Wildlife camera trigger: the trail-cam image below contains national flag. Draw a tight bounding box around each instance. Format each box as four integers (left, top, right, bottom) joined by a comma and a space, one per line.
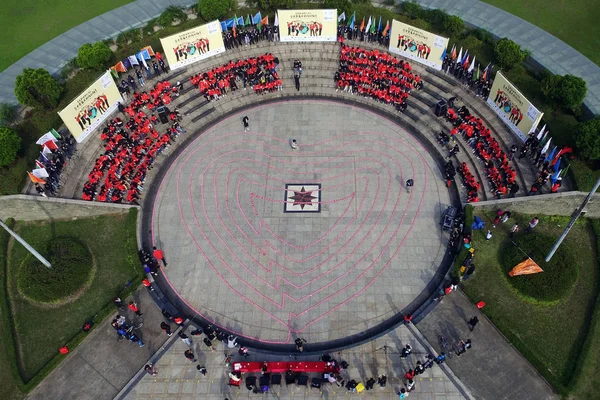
349, 12, 356, 30
550, 169, 562, 185
122, 58, 132, 69
461, 49, 469, 66
141, 46, 155, 56
27, 171, 46, 185
378, 16, 382, 33
113, 61, 127, 73
539, 130, 549, 146
365, 16, 371, 32
468, 56, 476, 72
508, 258, 543, 277
136, 51, 149, 69
51, 128, 61, 140
338, 12, 346, 22
129, 55, 140, 66
36, 132, 57, 145
456, 47, 463, 64
553, 158, 561, 172
237, 16, 245, 26
35, 160, 45, 169
370, 17, 377, 34
252, 12, 262, 25
225, 18, 234, 28
382, 20, 390, 36
545, 146, 557, 162
274, 12, 279, 27
481, 62, 490, 81
245, 15, 251, 26
32, 167, 49, 179
258, 15, 268, 30
110, 67, 118, 79
552, 146, 573, 165
541, 138, 552, 154
440, 47, 447, 60
360, 17, 365, 31
42, 145, 52, 155
220, 21, 227, 31
43, 140, 58, 151
39, 152, 49, 163
450, 44, 456, 60
462, 55, 469, 69
536, 124, 546, 140
474, 64, 480, 80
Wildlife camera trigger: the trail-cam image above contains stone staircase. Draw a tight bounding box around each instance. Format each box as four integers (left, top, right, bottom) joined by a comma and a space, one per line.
54, 39, 538, 205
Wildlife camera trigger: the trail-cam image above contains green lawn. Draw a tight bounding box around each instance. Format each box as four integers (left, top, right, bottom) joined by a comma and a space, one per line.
480, 0, 600, 66
4, 211, 140, 383
0, 0, 133, 72
459, 210, 600, 396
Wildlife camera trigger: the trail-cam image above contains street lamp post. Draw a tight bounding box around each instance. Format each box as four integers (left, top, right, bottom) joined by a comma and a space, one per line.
0, 219, 52, 269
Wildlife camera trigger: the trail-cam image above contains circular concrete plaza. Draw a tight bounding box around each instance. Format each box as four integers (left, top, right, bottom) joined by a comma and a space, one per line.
151, 100, 451, 344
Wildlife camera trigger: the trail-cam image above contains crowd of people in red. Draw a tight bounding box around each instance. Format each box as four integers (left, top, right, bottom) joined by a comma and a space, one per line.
334, 45, 423, 112
82, 80, 185, 203
447, 106, 518, 202
190, 54, 282, 100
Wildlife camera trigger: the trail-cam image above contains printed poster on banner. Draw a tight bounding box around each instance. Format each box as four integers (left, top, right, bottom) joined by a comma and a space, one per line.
58, 71, 123, 143
278, 9, 337, 42
388, 20, 448, 70
160, 21, 225, 71
486, 71, 543, 141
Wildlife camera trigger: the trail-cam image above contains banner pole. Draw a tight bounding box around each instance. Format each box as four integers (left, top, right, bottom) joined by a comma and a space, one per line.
0, 219, 51, 269
545, 177, 600, 262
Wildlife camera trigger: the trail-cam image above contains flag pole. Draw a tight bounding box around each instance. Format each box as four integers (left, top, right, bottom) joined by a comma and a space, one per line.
0, 219, 51, 269
545, 177, 600, 262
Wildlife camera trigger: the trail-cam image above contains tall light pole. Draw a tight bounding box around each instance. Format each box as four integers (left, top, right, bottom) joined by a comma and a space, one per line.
545, 177, 600, 262
0, 219, 51, 269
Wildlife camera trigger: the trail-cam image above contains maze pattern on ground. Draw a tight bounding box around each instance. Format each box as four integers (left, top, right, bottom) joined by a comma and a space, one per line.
152, 101, 451, 343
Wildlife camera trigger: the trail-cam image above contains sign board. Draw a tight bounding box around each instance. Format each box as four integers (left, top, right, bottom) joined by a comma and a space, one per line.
278, 9, 337, 42
160, 21, 226, 71
388, 19, 449, 70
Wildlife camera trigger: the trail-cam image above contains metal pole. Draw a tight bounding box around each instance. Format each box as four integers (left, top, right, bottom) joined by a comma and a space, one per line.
0, 219, 52, 269
545, 177, 600, 262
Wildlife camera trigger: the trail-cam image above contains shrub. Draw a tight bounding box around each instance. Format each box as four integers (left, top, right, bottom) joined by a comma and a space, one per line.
575, 118, 600, 161
14, 68, 63, 110
0, 127, 21, 166
197, 0, 236, 21
494, 38, 528, 70
499, 233, 577, 303
156, 6, 188, 27
324, 0, 352, 12
399, 1, 423, 19
76, 42, 113, 70
542, 74, 587, 113
0, 103, 18, 126
442, 15, 464, 36
18, 237, 93, 303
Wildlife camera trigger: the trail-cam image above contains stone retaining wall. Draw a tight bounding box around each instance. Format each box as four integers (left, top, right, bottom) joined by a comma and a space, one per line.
0, 195, 137, 221
470, 191, 600, 217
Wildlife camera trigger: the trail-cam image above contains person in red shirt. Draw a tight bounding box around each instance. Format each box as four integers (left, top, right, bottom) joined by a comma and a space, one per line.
153, 246, 167, 267
128, 301, 143, 316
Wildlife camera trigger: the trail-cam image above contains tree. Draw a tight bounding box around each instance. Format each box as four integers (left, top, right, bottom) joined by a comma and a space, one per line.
0, 127, 21, 167
575, 118, 600, 160
0, 103, 18, 126
14, 68, 63, 110
542, 74, 587, 113
399, 1, 424, 19
197, 0, 236, 21
324, 0, 351, 12
494, 38, 528, 69
442, 15, 464, 37
77, 42, 113, 70
246, 0, 296, 10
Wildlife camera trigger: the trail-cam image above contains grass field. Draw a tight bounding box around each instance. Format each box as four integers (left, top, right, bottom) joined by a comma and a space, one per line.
480, 0, 600, 66
1, 211, 139, 389
460, 210, 600, 396
0, 0, 133, 72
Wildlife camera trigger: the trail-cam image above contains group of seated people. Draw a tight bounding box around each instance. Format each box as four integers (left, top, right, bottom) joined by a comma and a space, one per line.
82, 80, 185, 203
447, 105, 517, 201
457, 162, 481, 202
335, 45, 422, 112
189, 54, 282, 100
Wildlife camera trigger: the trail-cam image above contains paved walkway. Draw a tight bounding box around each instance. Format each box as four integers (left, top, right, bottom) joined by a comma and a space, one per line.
121, 324, 470, 399
384, 0, 600, 115
415, 290, 558, 400
26, 288, 172, 400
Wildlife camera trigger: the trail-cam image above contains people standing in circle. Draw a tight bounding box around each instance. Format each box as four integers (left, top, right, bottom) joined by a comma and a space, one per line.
242, 116, 249, 132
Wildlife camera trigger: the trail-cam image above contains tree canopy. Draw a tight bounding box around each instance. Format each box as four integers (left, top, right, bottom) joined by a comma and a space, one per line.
197, 0, 237, 21
575, 118, 600, 161
542, 74, 587, 113
77, 42, 113, 70
0, 127, 21, 167
494, 38, 528, 69
14, 68, 63, 110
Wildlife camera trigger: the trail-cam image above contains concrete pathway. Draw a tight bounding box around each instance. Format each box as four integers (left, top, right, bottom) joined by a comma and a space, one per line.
26, 288, 171, 400
415, 290, 558, 400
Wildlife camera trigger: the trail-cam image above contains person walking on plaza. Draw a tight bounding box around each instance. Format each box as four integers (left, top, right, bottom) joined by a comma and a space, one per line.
153, 246, 167, 267
128, 301, 142, 316
184, 349, 197, 362
467, 316, 479, 331
526, 217, 539, 233
510, 223, 519, 238
406, 379, 415, 392
179, 331, 192, 346
113, 297, 124, 310
242, 116, 249, 132
160, 322, 173, 336
400, 344, 412, 358
144, 364, 157, 376
406, 178, 414, 193
294, 70, 301, 91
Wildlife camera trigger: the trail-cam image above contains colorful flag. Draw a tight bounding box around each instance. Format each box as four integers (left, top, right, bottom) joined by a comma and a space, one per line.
474, 64, 480, 80
481, 62, 490, 81
220, 21, 227, 31
252, 12, 262, 25
32, 167, 49, 179
27, 171, 46, 184
468, 56, 476, 72
35, 160, 45, 169
360, 17, 365, 31
43, 140, 58, 151
552, 146, 573, 165
39, 152, 49, 163
36, 132, 57, 145
258, 15, 268, 30
456, 47, 463, 64
338, 12, 346, 22
536, 124, 546, 140
382, 20, 390, 36
450, 44, 456, 60
378, 16, 382, 32
113, 61, 127, 73
245, 14, 251, 26
128, 55, 139, 66
232, 15, 237, 37
237, 15, 245, 26
508, 258, 543, 277
225, 18, 234, 28
440, 47, 447, 60
365, 16, 371, 33
110, 67, 118, 79
141, 46, 155, 56
553, 158, 561, 172
370, 17, 377, 34
541, 138, 552, 154
274, 12, 279, 27
461, 49, 469, 66
545, 146, 557, 162
349, 12, 356, 29
42, 144, 52, 155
